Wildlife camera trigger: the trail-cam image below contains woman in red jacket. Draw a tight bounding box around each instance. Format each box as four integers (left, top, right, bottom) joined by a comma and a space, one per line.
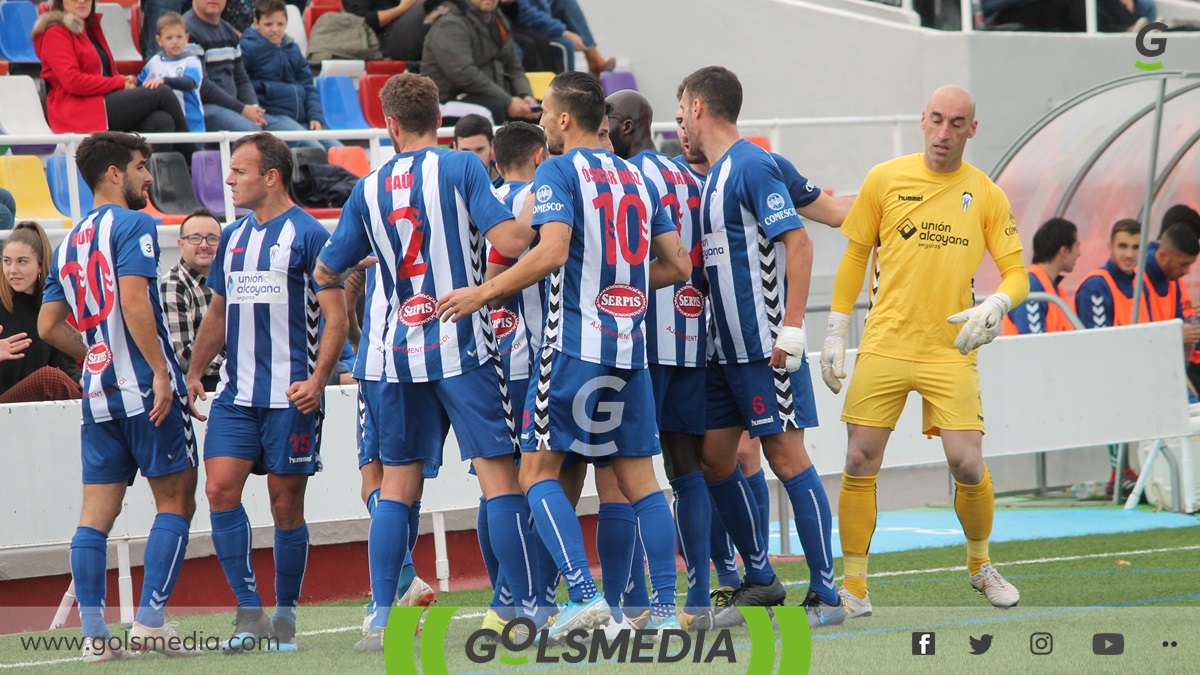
32, 0, 189, 135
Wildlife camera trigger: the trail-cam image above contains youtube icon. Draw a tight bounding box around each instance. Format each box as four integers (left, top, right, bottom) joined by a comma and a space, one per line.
1093, 633, 1124, 655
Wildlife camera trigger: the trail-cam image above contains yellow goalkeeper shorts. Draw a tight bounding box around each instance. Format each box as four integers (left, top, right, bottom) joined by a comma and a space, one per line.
840, 352, 984, 435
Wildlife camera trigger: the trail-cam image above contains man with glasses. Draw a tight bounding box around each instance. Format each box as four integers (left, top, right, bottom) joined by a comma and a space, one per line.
161, 208, 224, 391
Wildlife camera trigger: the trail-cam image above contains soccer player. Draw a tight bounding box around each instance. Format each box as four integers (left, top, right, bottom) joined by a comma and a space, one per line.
1001, 218, 1080, 335
436, 71, 691, 640
821, 85, 1028, 617
678, 66, 842, 629
184, 132, 349, 652
315, 73, 538, 652
37, 132, 198, 661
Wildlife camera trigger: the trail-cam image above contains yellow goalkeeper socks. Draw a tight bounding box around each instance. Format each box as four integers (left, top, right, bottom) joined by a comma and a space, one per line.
954, 465, 995, 575
839, 472, 878, 599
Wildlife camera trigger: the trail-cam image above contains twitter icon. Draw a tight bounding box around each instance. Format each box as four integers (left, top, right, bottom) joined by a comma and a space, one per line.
969, 635, 993, 655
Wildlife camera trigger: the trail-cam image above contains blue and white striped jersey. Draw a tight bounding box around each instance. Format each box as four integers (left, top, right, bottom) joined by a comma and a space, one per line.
43, 206, 185, 424
700, 140, 807, 364
635, 150, 706, 368
207, 206, 330, 408
489, 181, 543, 382
532, 148, 675, 369
320, 148, 514, 383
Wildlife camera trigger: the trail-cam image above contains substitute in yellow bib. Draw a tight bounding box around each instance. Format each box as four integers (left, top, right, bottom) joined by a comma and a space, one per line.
820, 86, 1029, 618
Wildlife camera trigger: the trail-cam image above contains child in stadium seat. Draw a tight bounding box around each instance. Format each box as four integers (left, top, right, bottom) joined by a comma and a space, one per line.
138, 12, 207, 132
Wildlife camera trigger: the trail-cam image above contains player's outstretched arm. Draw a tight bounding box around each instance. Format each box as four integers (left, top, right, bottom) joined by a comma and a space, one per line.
485, 214, 537, 261
437, 221, 572, 323
286, 287, 348, 415
796, 193, 857, 229
118, 276, 174, 426
772, 228, 814, 372
185, 294, 227, 421
647, 230, 691, 290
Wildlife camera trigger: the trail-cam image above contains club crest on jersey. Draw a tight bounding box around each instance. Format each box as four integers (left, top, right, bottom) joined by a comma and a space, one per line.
491, 307, 520, 340
269, 244, 280, 261
596, 284, 647, 319
673, 284, 705, 319
536, 185, 553, 203
398, 292, 438, 327
767, 193, 785, 211
84, 342, 113, 376
962, 191, 973, 212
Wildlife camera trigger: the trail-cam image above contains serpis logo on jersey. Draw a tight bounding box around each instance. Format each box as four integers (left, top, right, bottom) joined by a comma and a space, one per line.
84, 342, 113, 376
962, 191, 973, 213
596, 284, 647, 319
766, 193, 785, 211
673, 284, 705, 319
491, 308, 520, 340
398, 293, 438, 327
536, 185, 553, 203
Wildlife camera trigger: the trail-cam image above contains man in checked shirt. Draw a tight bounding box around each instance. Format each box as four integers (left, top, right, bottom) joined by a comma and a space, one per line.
160, 209, 224, 391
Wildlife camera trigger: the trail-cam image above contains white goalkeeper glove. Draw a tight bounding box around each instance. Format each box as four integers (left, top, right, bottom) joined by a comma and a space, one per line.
774, 325, 807, 373
947, 293, 1012, 355
821, 312, 849, 394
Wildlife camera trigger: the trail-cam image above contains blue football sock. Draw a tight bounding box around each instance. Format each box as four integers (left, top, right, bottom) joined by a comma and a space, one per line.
70, 527, 109, 639
596, 502, 635, 622
494, 574, 516, 620
210, 505, 261, 608
135, 513, 189, 628
273, 523, 309, 627
477, 497, 500, 587
526, 479, 595, 603
624, 527, 650, 612
784, 467, 837, 605
669, 471, 711, 611
365, 488, 380, 516
487, 494, 539, 619
633, 492, 678, 617
529, 521, 560, 612
397, 500, 421, 597
746, 469, 771, 540
368, 499, 410, 630
708, 497, 742, 588
708, 466, 774, 585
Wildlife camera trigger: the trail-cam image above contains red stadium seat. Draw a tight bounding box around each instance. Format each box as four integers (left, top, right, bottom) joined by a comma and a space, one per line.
744, 135, 771, 151
304, 5, 338, 36
365, 61, 407, 75
310, 0, 344, 7
358, 74, 389, 129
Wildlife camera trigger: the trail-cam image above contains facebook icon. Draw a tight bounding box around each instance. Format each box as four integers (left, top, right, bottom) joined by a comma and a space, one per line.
912, 632, 936, 655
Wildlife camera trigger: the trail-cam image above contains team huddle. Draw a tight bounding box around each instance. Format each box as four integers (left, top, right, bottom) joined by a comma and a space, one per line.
40, 66, 1028, 660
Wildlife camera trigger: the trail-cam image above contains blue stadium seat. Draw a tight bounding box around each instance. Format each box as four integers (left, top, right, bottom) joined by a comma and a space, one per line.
317, 76, 369, 130
0, 2, 41, 63
46, 155, 94, 217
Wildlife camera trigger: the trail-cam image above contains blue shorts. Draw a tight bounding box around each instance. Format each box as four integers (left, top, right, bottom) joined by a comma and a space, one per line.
521, 350, 659, 459
707, 357, 819, 437
649, 364, 707, 436
356, 384, 441, 478
81, 398, 197, 484
204, 399, 323, 476
359, 364, 516, 472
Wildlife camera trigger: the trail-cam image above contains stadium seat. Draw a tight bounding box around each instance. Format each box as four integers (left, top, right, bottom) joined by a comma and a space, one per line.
320, 59, 366, 79
130, 2, 142, 52
291, 147, 329, 185
365, 61, 407, 75
743, 135, 771, 151
310, 0, 344, 7
525, 71, 554, 101
96, 4, 142, 61
600, 71, 637, 96
146, 152, 203, 216
358, 74, 388, 128
46, 155, 95, 217
190, 150, 227, 215
0, 156, 70, 227
304, 5, 338, 36
109, 0, 138, 7
0, 75, 57, 154
0, 2, 41, 63
319, 76, 370, 129
329, 146, 369, 177
286, 4, 306, 57
139, 200, 176, 225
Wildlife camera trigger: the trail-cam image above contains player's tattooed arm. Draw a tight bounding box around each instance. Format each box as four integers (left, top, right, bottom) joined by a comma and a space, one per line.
314, 259, 355, 287
37, 301, 87, 360
344, 268, 366, 347
647, 231, 691, 290
439, 221, 570, 322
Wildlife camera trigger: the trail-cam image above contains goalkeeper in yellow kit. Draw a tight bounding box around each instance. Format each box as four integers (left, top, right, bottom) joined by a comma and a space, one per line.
820, 86, 1028, 617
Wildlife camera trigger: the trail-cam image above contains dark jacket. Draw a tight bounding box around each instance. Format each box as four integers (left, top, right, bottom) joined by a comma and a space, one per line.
240, 27, 325, 126
421, 0, 532, 104
184, 9, 258, 111
0, 292, 80, 395
31, 11, 123, 133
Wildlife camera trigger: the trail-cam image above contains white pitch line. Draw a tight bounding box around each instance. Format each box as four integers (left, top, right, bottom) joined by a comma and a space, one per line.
0, 656, 82, 669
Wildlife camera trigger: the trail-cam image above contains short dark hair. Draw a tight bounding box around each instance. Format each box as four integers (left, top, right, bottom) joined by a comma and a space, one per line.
493, 122, 546, 173
380, 73, 440, 136
254, 0, 288, 20
231, 132, 294, 191
1111, 218, 1142, 241
76, 131, 153, 192
1161, 222, 1200, 257
680, 66, 742, 123
454, 115, 494, 143
1031, 217, 1077, 264
1161, 203, 1200, 239
547, 71, 605, 134
180, 208, 220, 236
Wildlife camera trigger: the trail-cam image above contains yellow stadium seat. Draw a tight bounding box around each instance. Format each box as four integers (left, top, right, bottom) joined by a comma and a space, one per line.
0, 156, 71, 227
526, 72, 556, 101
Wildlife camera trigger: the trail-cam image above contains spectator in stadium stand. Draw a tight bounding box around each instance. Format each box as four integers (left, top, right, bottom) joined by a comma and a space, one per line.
422, 0, 541, 124
160, 209, 225, 393
343, 0, 429, 62
499, 0, 614, 74
0, 189, 16, 231
0, 222, 83, 403
33, 0, 191, 136
141, 0, 183, 58
1001, 218, 1081, 335
452, 114, 504, 187
982, 0, 1139, 32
